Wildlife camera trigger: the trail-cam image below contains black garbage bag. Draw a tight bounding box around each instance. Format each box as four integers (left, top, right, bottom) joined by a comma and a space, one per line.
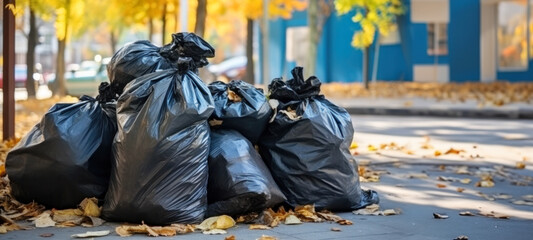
107, 32, 215, 95
208, 80, 272, 143
207, 129, 285, 217
102, 64, 214, 224
259, 67, 379, 211
6, 83, 118, 209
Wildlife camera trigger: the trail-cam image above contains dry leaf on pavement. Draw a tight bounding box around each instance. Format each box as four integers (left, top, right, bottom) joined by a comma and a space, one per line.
203, 229, 227, 235
352, 204, 399, 216
433, 213, 449, 219
235, 212, 259, 223
331, 227, 341, 232
454, 235, 469, 240
170, 224, 195, 234
284, 215, 302, 225
478, 211, 509, 219
408, 173, 429, 179
316, 211, 343, 222
34, 212, 56, 228
79, 198, 100, 217
71, 230, 110, 238
256, 235, 278, 240
197, 215, 235, 231
249, 224, 272, 230
225, 235, 236, 240
459, 211, 475, 216
516, 162, 526, 169
336, 219, 353, 225
294, 205, 322, 222
445, 148, 465, 155
475, 175, 495, 188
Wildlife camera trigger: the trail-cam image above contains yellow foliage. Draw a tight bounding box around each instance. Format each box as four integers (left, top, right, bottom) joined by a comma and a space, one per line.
334, 0, 405, 49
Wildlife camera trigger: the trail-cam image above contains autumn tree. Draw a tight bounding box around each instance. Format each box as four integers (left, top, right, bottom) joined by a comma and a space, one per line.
307, 0, 333, 76
11, 0, 53, 98
208, 0, 307, 84
334, 0, 404, 89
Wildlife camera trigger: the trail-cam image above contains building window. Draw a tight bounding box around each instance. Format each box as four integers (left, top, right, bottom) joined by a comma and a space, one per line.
427, 23, 448, 55
497, 1, 528, 70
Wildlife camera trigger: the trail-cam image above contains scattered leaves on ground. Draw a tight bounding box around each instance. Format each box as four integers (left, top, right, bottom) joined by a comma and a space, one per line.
477, 211, 509, 219
116, 223, 195, 237
321, 82, 533, 107
353, 204, 400, 216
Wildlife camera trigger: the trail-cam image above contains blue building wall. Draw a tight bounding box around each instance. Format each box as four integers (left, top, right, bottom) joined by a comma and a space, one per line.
261, 0, 531, 83
449, 0, 480, 82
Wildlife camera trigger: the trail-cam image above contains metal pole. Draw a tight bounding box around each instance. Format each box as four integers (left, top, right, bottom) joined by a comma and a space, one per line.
180, 0, 189, 32
262, 0, 269, 84
3, 0, 16, 140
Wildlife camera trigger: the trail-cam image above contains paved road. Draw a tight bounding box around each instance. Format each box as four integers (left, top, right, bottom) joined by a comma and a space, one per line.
3, 115, 533, 239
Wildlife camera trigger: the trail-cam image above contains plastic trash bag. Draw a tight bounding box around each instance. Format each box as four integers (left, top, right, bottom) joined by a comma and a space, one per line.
207, 129, 285, 217
208, 80, 272, 143
259, 67, 379, 211
107, 32, 215, 95
6, 83, 117, 209
102, 54, 214, 224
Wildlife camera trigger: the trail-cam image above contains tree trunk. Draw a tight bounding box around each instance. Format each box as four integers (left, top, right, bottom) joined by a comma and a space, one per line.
306, 0, 318, 76
244, 18, 255, 84
194, 0, 207, 38
56, 38, 67, 96
162, 2, 167, 44
25, 9, 37, 98
362, 47, 369, 89
110, 29, 117, 54
148, 17, 153, 42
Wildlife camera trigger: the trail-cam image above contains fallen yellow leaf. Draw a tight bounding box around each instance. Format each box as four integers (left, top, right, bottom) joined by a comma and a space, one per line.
249, 224, 272, 230
445, 148, 465, 155
460, 178, 472, 184
257, 235, 278, 240
516, 162, 526, 169
434, 150, 442, 157
350, 142, 358, 149
79, 198, 100, 217
367, 145, 378, 152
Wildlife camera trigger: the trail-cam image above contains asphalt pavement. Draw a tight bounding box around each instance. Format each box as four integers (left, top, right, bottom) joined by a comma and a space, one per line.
3, 115, 532, 239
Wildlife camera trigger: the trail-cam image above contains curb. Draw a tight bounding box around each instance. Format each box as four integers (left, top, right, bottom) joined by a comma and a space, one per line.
344, 107, 533, 119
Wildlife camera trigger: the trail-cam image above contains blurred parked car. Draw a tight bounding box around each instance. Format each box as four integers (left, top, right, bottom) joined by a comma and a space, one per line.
207, 55, 247, 81
48, 57, 110, 97
0, 64, 44, 89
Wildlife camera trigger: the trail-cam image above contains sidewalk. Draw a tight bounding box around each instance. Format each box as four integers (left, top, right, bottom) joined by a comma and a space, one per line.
3, 115, 532, 240
330, 97, 533, 119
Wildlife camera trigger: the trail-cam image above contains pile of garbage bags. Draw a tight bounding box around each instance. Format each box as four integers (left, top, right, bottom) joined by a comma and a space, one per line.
6, 32, 378, 225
